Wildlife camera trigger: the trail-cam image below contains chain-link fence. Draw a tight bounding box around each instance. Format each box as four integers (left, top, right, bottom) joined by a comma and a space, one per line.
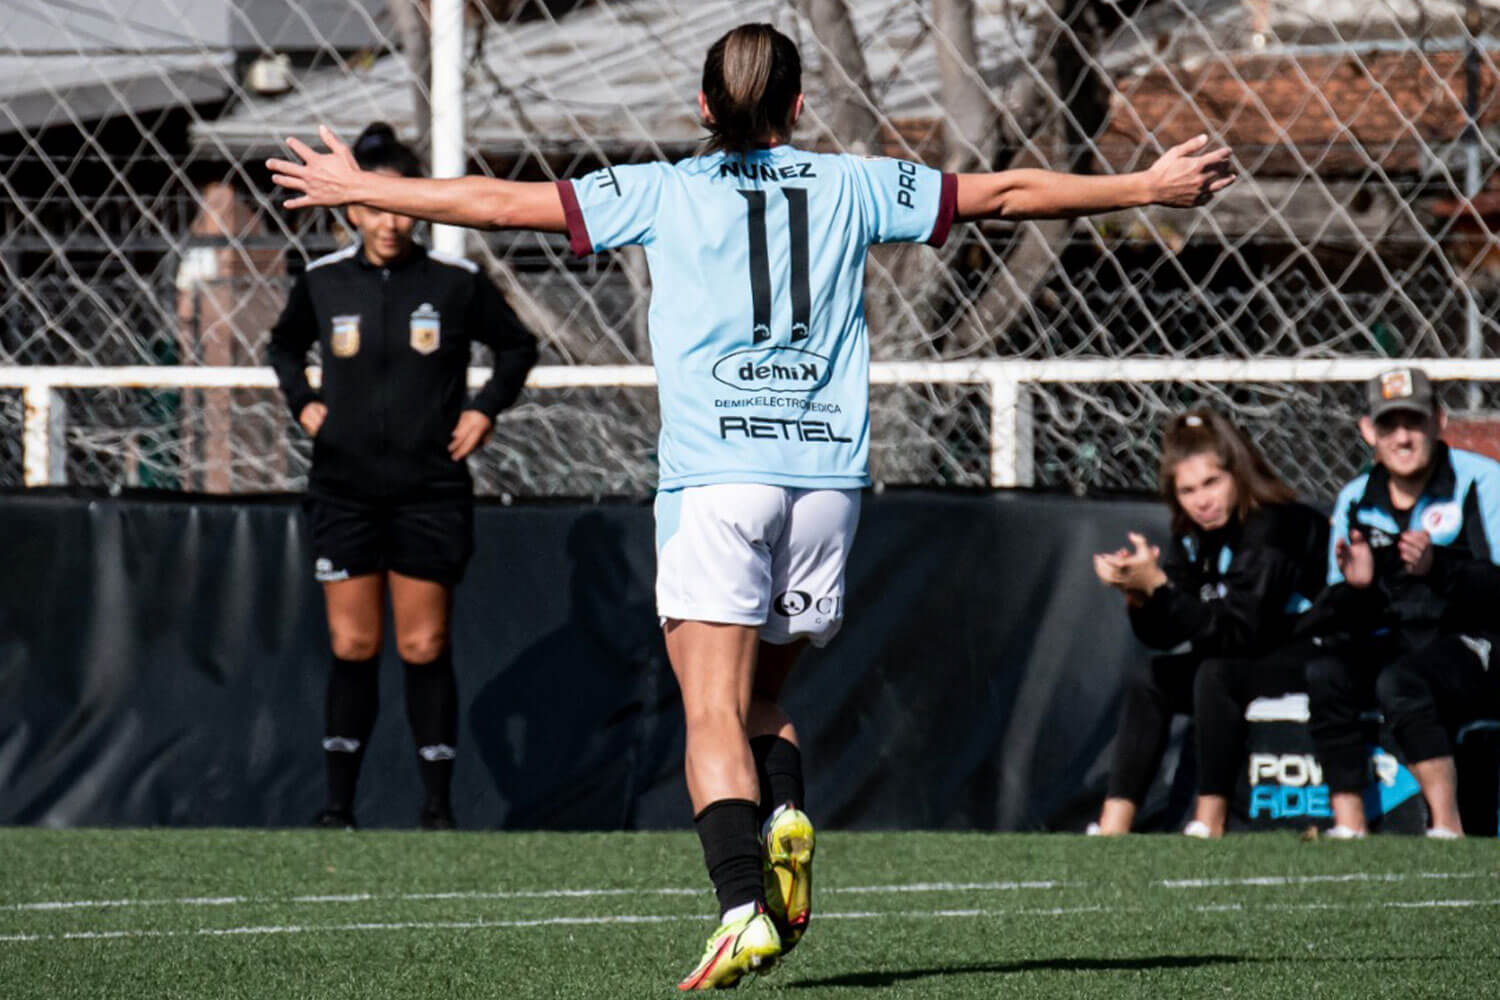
4, 0, 1500, 500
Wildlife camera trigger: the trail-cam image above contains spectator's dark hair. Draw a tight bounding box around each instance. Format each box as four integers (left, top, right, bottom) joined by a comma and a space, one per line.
1159, 407, 1296, 535
701, 23, 801, 155
352, 122, 422, 178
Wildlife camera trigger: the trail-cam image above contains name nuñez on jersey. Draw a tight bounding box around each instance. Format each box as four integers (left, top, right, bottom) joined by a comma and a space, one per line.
719, 161, 817, 181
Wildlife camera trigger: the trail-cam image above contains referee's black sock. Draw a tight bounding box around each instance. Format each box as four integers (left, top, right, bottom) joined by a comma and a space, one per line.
694, 798, 764, 919
403, 646, 458, 813
324, 654, 379, 815
750, 735, 805, 824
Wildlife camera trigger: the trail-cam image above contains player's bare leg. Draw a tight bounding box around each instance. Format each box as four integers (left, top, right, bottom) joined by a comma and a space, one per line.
389, 572, 459, 829
665, 620, 781, 989
666, 620, 760, 810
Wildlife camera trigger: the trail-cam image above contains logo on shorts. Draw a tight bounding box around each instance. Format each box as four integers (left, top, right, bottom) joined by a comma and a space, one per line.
314, 556, 350, 583
330, 315, 361, 357
410, 303, 441, 355
712, 346, 831, 393
773, 590, 811, 616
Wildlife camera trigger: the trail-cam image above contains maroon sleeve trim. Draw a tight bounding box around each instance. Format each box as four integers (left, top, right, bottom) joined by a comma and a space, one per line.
927, 172, 959, 248
555, 179, 593, 257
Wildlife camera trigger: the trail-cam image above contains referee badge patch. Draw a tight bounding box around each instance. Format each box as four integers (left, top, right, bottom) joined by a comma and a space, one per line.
410, 303, 441, 355
330, 315, 361, 358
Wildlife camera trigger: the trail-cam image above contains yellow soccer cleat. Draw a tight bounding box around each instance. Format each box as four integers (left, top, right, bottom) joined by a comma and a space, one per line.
762, 804, 815, 953
676, 906, 782, 991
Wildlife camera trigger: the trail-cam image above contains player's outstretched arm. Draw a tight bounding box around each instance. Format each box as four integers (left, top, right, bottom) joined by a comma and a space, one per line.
267, 126, 566, 232
954, 135, 1236, 223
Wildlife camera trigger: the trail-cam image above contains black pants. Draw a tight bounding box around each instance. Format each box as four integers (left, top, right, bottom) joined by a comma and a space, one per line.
1307, 634, 1499, 794
1107, 644, 1309, 803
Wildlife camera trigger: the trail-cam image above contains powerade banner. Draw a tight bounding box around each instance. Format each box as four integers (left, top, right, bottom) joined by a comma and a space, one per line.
1234, 707, 1425, 833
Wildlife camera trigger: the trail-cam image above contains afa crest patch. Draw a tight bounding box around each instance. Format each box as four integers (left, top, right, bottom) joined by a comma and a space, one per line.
329, 315, 361, 357
410, 303, 441, 355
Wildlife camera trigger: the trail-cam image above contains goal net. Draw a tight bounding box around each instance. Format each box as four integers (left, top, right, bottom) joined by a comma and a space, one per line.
4, 0, 1500, 501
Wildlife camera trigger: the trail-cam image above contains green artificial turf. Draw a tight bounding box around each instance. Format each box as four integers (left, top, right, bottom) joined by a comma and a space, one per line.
1, 828, 1497, 998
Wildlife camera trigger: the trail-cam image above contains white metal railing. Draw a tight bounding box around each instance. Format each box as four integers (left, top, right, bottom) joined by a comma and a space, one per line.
9, 358, 1500, 489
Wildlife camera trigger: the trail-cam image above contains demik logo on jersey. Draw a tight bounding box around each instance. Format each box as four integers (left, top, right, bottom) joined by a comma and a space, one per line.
712, 346, 832, 394
330, 315, 361, 357
1420, 501, 1462, 542
410, 303, 441, 355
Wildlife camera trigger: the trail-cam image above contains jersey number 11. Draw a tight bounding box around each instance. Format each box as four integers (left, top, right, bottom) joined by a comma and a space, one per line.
738, 188, 810, 345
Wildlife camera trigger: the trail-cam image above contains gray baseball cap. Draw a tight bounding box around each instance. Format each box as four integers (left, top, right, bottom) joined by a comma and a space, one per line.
1366, 367, 1437, 420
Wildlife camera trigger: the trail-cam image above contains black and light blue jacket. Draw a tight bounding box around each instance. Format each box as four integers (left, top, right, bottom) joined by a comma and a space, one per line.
1129, 502, 1328, 657
1322, 442, 1500, 640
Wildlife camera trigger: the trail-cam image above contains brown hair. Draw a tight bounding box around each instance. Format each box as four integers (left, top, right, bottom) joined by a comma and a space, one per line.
1159, 407, 1296, 536
701, 23, 802, 155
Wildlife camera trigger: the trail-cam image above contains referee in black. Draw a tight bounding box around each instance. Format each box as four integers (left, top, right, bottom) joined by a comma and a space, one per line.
268, 122, 538, 829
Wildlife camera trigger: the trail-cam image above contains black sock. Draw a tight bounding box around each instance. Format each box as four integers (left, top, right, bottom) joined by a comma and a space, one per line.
403, 646, 458, 811
694, 799, 764, 916
324, 654, 379, 814
750, 736, 805, 823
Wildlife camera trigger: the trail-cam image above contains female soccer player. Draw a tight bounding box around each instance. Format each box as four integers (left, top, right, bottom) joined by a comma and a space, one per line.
268, 24, 1235, 988
1090, 409, 1326, 837
267, 122, 538, 832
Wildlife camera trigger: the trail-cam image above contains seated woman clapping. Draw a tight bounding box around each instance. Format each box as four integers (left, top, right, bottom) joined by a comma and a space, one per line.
1091, 409, 1327, 837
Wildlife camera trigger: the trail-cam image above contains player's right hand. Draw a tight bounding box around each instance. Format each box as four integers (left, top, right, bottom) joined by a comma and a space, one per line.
1144, 134, 1237, 208
299, 401, 328, 437
268, 126, 361, 209
1335, 529, 1375, 588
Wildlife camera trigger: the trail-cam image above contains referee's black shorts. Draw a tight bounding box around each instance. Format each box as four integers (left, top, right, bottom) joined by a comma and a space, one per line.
305, 494, 474, 587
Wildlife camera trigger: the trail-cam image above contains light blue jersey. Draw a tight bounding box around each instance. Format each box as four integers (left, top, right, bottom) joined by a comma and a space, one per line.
559, 146, 955, 490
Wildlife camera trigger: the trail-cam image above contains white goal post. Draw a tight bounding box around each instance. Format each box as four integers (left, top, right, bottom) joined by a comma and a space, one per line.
12, 359, 1500, 490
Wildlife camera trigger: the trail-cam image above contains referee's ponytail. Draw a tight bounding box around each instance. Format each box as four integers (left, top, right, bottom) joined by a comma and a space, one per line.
701, 23, 801, 155
352, 122, 423, 178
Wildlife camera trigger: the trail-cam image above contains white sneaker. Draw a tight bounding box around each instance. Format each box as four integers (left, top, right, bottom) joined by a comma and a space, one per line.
1085, 822, 1102, 836
1324, 825, 1367, 840
1425, 826, 1462, 840
1182, 820, 1213, 839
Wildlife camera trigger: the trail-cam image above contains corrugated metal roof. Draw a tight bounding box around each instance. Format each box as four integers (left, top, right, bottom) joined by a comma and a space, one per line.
193, 0, 1037, 158
0, 51, 235, 132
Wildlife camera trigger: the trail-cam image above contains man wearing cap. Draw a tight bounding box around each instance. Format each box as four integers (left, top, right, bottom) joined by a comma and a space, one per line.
1304, 367, 1500, 839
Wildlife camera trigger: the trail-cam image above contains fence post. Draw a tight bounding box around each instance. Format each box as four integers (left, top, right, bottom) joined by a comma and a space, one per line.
430, 0, 466, 258
988, 374, 1033, 488
23, 384, 66, 487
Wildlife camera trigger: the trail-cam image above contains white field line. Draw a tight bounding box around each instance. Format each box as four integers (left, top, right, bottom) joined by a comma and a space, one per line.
1160, 871, 1497, 889
0, 880, 1064, 913
5, 898, 1498, 945
6, 872, 1489, 915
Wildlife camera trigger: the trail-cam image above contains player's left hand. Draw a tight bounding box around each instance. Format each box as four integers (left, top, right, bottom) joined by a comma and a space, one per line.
1398, 529, 1434, 577
267, 125, 361, 209
449, 409, 494, 461
1144, 135, 1237, 208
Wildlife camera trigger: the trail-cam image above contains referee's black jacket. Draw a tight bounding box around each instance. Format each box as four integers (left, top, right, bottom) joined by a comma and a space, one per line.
1128, 502, 1329, 658
267, 242, 538, 502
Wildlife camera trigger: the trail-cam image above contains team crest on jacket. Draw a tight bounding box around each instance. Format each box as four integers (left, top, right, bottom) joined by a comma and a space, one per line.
330, 315, 361, 357
410, 303, 441, 355
1420, 501, 1462, 541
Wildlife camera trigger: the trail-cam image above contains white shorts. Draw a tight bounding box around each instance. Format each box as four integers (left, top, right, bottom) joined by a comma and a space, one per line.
654, 484, 861, 647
